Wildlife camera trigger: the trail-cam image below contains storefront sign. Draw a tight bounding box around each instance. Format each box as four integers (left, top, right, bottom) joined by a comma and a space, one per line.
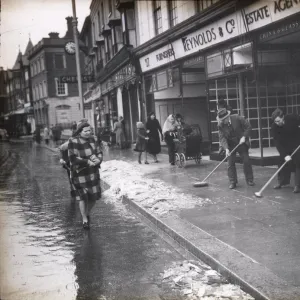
140, 44, 175, 72
84, 85, 101, 103
101, 63, 136, 94
139, 0, 300, 72
60, 75, 95, 83
259, 19, 300, 41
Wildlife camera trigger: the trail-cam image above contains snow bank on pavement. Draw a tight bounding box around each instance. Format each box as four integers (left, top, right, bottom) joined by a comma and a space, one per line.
162, 260, 254, 300
101, 160, 209, 215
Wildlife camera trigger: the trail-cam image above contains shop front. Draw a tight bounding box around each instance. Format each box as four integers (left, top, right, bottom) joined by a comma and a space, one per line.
138, 0, 300, 164
99, 61, 140, 143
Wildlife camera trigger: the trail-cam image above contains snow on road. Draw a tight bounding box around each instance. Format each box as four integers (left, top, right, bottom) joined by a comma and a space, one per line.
101, 160, 210, 215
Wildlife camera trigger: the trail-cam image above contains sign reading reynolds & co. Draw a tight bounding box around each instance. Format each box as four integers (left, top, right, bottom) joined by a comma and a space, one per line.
139, 0, 300, 72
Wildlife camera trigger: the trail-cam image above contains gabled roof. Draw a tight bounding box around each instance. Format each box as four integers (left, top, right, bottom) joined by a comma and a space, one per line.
24, 39, 33, 55
12, 51, 22, 70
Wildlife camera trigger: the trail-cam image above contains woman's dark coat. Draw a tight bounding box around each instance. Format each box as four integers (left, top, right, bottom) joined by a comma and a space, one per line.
146, 118, 162, 155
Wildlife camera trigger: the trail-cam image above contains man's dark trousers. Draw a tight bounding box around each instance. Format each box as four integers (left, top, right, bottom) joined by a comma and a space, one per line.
227, 144, 253, 184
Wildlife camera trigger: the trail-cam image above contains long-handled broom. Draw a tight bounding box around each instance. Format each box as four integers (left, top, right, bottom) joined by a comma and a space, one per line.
254, 144, 300, 198
193, 143, 241, 188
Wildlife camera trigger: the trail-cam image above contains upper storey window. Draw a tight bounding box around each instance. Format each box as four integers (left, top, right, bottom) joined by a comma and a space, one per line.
197, 0, 220, 12
169, 0, 178, 28
154, 0, 162, 35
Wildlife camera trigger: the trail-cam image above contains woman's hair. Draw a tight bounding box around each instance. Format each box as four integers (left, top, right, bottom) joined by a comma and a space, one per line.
271, 108, 284, 121
75, 122, 90, 136
217, 98, 228, 109
148, 112, 155, 118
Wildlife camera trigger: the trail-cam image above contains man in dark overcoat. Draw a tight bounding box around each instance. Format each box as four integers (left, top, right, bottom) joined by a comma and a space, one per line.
217, 108, 254, 189
271, 108, 300, 193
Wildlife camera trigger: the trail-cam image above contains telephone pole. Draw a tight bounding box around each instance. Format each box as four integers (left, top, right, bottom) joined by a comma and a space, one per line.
71, 0, 85, 118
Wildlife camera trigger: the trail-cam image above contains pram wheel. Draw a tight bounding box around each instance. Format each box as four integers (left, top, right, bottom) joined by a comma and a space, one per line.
180, 153, 186, 168
175, 153, 181, 168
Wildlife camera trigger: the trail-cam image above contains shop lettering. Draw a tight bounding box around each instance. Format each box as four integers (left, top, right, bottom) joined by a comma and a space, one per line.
259, 20, 299, 40
156, 49, 174, 62
245, 5, 270, 26
182, 28, 216, 52
274, 0, 300, 14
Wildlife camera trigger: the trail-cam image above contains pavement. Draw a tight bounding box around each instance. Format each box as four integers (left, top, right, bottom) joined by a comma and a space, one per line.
40, 140, 300, 300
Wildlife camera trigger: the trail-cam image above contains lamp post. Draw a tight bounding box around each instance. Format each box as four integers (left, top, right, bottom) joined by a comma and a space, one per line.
71, 0, 85, 118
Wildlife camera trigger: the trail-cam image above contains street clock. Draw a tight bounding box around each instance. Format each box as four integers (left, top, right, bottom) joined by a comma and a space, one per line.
64, 41, 76, 55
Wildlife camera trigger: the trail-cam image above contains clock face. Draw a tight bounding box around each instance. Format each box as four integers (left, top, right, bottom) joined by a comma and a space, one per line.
65, 41, 76, 54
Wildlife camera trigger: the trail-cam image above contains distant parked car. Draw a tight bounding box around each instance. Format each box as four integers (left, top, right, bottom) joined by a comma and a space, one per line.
0, 128, 9, 141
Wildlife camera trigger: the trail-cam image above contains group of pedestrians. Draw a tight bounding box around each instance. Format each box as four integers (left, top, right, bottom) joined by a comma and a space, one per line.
133, 112, 189, 166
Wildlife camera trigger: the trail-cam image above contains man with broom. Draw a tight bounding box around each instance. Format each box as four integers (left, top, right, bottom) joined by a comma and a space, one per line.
271, 108, 300, 194
217, 108, 254, 189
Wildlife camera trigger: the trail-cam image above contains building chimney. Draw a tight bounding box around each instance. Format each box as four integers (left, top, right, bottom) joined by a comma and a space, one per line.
48, 32, 60, 39
64, 16, 74, 38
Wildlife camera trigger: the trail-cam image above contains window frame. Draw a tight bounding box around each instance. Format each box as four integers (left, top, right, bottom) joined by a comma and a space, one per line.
168, 0, 178, 28
153, 0, 162, 35
55, 78, 68, 96
54, 54, 66, 69
39, 82, 43, 98
43, 80, 48, 97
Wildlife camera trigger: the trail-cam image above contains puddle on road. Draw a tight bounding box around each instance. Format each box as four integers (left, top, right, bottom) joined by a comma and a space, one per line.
0, 201, 78, 300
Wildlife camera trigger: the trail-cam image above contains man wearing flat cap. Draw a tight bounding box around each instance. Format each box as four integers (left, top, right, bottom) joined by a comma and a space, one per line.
217, 108, 254, 189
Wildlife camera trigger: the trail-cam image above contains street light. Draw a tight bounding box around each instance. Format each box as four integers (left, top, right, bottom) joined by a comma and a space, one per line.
71, 0, 85, 118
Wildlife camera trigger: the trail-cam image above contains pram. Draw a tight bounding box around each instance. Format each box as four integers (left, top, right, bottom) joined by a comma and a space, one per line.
174, 124, 202, 168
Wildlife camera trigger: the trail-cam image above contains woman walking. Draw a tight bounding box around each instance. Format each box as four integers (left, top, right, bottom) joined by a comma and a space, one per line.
163, 114, 177, 165
113, 116, 126, 149
68, 121, 103, 229
146, 112, 163, 163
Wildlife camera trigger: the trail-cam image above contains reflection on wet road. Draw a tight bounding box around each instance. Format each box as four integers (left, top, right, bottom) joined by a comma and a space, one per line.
0, 143, 183, 300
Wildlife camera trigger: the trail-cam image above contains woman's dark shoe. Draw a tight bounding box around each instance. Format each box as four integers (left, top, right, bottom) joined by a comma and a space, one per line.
229, 183, 237, 189
273, 184, 282, 189
247, 181, 255, 186
145, 161, 149, 164
138, 160, 141, 164
170, 162, 175, 166
154, 160, 159, 163
83, 222, 90, 230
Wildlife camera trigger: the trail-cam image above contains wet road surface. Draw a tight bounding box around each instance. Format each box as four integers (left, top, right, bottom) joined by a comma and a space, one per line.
0, 142, 185, 300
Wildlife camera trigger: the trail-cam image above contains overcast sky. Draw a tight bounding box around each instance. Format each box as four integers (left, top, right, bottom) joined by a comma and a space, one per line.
1, 0, 91, 69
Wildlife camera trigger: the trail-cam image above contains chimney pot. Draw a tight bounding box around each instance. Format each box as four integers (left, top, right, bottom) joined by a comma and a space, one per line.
48, 32, 60, 38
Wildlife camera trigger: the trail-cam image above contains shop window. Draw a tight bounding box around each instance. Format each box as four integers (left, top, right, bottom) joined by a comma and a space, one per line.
168, 0, 178, 28
207, 52, 223, 78
146, 68, 176, 93
154, 0, 162, 35
258, 50, 289, 66
55, 78, 68, 96
54, 54, 65, 69
182, 72, 205, 84
207, 43, 253, 78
